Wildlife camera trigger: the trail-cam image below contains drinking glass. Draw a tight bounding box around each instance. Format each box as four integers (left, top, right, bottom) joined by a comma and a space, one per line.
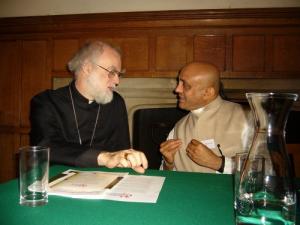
19, 146, 49, 206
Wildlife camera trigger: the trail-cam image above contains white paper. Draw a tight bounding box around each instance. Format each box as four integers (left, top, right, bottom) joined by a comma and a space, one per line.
201, 138, 216, 149
48, 170, 128, 199
103, 175, 165, 203
48, 170, 165, 203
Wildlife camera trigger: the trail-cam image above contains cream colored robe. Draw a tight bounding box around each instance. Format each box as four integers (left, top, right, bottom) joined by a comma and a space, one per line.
173, 96, 253, 173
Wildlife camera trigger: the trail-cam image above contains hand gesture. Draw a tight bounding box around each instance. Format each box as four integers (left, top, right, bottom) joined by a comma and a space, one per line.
98, 149, 148, 173
160, 139, 182, 169
186, 139, 222, 171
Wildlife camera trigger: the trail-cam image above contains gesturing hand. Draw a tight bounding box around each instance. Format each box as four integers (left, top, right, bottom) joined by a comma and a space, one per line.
98, 149, 148, 173
186, 139, 222, 171
160, 139, 182, 169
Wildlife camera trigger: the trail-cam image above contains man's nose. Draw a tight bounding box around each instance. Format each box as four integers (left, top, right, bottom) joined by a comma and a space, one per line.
175, 84, 182, 93
112, 74, 120, 86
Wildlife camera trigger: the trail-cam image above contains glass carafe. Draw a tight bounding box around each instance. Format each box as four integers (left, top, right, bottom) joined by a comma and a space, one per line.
236, 93, 298, 225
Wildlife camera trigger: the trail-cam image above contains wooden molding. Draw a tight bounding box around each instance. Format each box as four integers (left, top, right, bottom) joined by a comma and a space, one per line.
1, 8, 300, 34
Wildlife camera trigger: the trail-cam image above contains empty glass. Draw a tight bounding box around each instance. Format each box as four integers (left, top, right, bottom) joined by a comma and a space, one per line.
19, 146, 49, 207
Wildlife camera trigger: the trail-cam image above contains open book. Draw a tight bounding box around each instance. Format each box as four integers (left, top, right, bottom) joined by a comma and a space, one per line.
48, 170, 165, 203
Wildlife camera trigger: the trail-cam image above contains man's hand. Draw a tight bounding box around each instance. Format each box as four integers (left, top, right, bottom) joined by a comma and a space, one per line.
160, 139, 182, 170
186, 139, 222, 171
97, 149, 148, 173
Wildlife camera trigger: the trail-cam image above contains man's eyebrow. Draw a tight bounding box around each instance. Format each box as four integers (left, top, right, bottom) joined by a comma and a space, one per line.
107, 65, 117, 70
178, 77, 185, 82
181, 78, 189, 85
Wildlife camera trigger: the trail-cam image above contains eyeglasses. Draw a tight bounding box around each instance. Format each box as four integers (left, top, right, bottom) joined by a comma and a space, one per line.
94, 63, 125, 79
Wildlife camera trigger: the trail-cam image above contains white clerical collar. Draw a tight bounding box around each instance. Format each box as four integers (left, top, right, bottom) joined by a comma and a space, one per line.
191, 107, 204, 115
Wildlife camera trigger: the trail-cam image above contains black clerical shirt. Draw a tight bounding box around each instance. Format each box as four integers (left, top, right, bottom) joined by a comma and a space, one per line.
30, 81, 130, 167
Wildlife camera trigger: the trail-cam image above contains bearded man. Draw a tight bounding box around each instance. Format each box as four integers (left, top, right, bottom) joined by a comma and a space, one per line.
30, 41, 148, 173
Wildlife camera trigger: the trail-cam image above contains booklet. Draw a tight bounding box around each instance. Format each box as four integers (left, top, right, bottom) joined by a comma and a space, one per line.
48, 169, 165, 203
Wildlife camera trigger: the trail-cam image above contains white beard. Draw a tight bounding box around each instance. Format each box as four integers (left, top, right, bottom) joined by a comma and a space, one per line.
86, 74, 113, 104
94, 89, 113, 104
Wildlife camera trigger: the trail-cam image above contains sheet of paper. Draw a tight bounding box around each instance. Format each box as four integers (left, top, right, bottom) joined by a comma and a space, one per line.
48, 170, 128, 199
104, 175, 165, 203
48, 170, 165, 203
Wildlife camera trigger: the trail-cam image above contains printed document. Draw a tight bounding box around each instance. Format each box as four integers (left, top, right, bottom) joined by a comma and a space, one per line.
48, 170, 165, 203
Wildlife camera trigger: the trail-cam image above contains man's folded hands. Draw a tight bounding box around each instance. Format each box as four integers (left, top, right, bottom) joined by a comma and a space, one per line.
98, 149, 148, 173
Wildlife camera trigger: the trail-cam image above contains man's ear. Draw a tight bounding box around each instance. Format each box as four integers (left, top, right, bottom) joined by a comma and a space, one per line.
203, 87, 215, 99
82, 61, 93, 75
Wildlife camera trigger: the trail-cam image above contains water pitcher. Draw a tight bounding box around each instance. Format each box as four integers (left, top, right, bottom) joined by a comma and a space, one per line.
236, 93, 298, 225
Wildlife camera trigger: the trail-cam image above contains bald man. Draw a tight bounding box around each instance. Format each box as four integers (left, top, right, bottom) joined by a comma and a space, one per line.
160, 62, 253, 173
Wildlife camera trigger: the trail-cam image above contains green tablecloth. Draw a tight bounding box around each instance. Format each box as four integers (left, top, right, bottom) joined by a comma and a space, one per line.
0, 165, 289, 225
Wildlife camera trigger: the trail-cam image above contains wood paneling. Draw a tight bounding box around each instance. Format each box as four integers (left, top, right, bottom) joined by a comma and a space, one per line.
0, 40, 50, 182
20, 134, 29, 147
0, 133, 18, 182
98, 37, 150, 72
121, 37, 149, 71
273, 35, 300, 72
0, 41, 20, 127
194, 35, 226, 72
233, 35, 265, 72
287, 144, 300, 177
21, 40, 51, 127
53, 39, 79, 72
156, 36, 192, 72
1, 8, 298, 78
53, 37, 150, 74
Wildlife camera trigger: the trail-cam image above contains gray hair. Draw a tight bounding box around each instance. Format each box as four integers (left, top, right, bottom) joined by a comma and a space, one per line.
67, 41, 120, 77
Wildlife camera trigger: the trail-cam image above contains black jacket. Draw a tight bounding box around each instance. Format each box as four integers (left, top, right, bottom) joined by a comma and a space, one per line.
30, 81, 130, 167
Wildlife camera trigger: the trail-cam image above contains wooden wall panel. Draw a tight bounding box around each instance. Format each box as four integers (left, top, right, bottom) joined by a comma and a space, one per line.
233, 35, 265, 72
0, 133, 18, 182
287, 144, 300, 177
53, 37, 150, 74
273, 35, 300, 72
20, 134, 29, 147
156, 36, 191, 72
98, 37, 150, 72
194, 35, 226, 72
53, 39, 79, 72
0, 41, 20, 127
121, 37, 149, 71
21, 40, 51, 127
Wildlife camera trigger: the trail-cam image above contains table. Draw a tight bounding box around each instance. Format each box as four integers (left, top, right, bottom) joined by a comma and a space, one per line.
0, 165, 297, 225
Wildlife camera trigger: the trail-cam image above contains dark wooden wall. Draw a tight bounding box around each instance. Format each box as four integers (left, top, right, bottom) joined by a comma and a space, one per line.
1, 8, 300, 182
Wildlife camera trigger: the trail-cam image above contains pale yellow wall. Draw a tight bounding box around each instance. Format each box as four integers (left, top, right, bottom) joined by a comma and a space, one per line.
0, 0, 300, 18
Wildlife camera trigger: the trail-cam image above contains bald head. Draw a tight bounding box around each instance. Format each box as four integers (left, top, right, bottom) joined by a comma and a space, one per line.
175, 62, 221, 110
180, 62, 220, 93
